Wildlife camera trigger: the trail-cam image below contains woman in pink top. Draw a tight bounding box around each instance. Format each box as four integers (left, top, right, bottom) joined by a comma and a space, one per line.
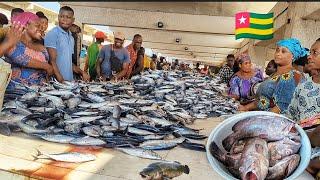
4, 12, 53, 89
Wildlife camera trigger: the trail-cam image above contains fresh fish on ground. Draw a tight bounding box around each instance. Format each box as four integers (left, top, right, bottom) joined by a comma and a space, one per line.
140, 161, 189, 180
127, 127, 155, 136
3, 70, 239, 161
0, 122, 11, 136
64, 116, 104, 124
86, 93, 105, 103
17, 121, 50, 134
139, 137, 185, 150
116, 147, 162, 160
66, 97, 81, 109
36, 134, 76, 143
72, 111, 99, 116
34, 149, 96, 163
82, 125, 103, 137
70, 136, 106, 146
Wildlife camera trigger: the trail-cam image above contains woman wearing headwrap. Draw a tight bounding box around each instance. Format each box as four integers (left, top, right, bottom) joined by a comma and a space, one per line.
4, 12, 53, 89
239, 38, 307, 114
228, 54, 263, 105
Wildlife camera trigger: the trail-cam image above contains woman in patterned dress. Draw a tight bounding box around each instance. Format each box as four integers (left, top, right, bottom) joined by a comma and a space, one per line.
239, 38, 308, 114
228, 54, 263, 105
289, 38, 320, 179
4, 12, 53, 89
287, 38, 320, 122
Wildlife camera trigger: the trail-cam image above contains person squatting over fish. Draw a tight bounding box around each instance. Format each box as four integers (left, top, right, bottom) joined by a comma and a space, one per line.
209, 115, 301, 180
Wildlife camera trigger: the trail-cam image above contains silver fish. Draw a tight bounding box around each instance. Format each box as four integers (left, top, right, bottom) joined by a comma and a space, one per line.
17, 121, 50, 134
38, 134, 75, 143
34, 149, 96, 163
72, 111, 99, 116
128, 127, 154, 135
40, 93, 65, 108
78, 102, 109, 109
45, 90, 75, 98
70, 136, 106, 146
82, 125, 103, 137
139, 115, 174, 126
87, 93, 105, 103
116, 147, 162, 160
64, 123, 82, 134
139, 137, 185, 150
20, 92, 39, 101
66, 97, 81, 109
29, 107, 55, 113
64, 116, 104, 124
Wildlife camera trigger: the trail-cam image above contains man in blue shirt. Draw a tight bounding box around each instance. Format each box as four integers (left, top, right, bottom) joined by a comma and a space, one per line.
45, 6, 89, 82
96, 31, 130, 81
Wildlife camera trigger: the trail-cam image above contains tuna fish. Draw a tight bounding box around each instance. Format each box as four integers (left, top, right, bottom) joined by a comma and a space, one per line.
116, 147, 162, 160
34, 149, 96, 163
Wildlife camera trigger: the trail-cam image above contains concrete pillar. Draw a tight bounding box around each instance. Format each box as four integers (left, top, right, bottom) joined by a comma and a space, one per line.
285, 2, 320, 49
248, 45, 268, 68
236, 40, 268, 68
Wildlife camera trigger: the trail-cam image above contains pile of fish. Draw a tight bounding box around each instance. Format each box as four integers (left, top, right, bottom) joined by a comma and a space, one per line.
209, 115, 302, 180
0, 70, 238, 161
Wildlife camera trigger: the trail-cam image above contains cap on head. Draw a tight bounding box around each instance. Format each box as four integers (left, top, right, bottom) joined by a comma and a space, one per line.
114, 31, 125, 40
95, 31, 106, 39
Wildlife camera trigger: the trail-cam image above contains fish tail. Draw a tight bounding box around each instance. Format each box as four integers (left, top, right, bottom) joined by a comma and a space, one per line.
32, 155, 39, 161
183, 165, 190, 174
32, 149, 43, 161
36, 148, 43, 156
128, 143, 135, 148
209, 141, 225, 163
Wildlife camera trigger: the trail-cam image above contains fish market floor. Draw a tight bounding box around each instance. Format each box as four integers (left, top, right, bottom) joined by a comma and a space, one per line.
0, 118, 314, 180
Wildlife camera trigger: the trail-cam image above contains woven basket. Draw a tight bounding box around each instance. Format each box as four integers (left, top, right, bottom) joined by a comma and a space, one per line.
0, 60, 11, 110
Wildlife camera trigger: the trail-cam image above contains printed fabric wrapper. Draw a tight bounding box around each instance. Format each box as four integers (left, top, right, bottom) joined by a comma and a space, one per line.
299, 114, 320, 128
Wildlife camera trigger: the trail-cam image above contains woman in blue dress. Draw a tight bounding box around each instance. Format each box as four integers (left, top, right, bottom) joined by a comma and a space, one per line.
239, 38, 308, 114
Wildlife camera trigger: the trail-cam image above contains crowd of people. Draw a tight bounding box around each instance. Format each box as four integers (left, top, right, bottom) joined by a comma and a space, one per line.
0, 6, 208, 87
217, 37, 320, 177
1, 5, 320, 177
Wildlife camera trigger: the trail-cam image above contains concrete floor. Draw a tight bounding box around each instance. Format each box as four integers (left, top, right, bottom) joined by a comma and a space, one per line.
0, 117, 315, 180
0, 118, 223, 180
